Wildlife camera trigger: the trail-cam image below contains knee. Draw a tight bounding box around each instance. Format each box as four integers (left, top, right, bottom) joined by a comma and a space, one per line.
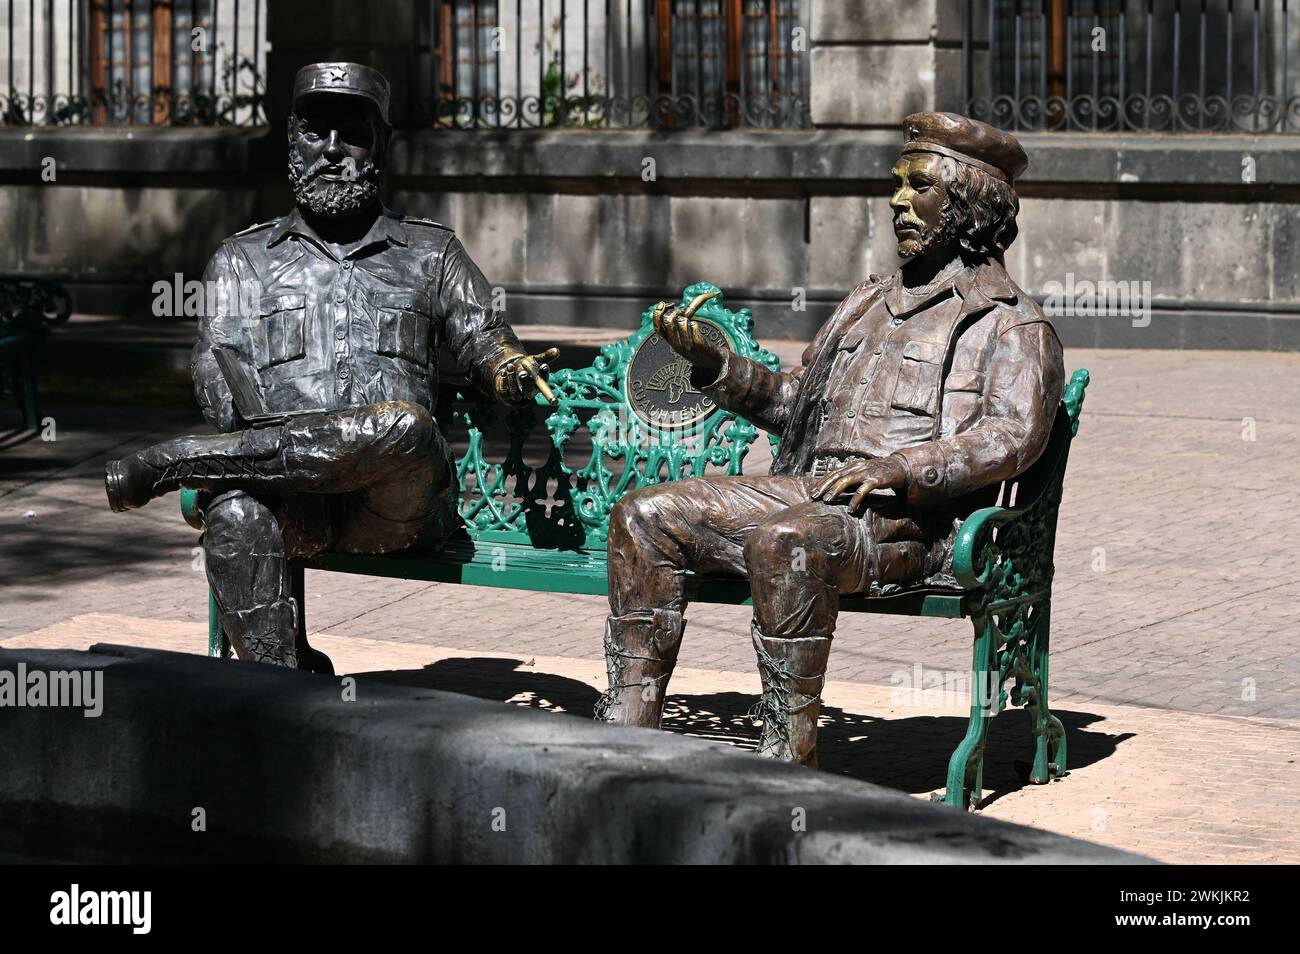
371, 401, 434, 459
745, 515, 815, 576
609, 486, 657, 548
608, 482, 683, 550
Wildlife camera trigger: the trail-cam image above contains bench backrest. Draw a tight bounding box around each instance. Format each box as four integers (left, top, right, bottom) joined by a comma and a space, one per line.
449, 282, 779, 551
451, 284, 1091, 557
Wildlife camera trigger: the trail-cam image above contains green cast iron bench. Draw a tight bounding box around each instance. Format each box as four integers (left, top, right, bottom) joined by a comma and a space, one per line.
0, 276, 72, 431
181, 282, 1091, 811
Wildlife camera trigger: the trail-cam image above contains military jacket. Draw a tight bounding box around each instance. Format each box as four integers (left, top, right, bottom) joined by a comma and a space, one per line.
192, 206, 523, 431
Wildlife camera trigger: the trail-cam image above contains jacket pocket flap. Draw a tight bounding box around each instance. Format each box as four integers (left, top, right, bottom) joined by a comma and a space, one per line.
374, 291, 428, 313
902, 339, 945, 363
945, 370, 986, 393
259, 293, 305, 315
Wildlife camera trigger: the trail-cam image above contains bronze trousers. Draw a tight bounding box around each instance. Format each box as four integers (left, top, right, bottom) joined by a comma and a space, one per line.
606, 474, 951, 638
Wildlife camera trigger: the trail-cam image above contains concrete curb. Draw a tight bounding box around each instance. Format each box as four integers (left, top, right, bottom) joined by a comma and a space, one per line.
0, 645, 1151, 864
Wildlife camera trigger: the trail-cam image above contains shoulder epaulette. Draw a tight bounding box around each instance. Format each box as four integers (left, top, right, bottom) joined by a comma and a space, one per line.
402, 216, 453, 232
233, 220, 275, 238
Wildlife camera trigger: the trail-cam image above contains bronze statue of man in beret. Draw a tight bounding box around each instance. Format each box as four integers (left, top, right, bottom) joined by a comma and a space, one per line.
104, 63, 558, 672
598, 112, 1064, 769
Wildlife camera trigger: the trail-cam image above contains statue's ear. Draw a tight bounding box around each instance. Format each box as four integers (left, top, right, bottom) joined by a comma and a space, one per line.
374, 120, 393, 167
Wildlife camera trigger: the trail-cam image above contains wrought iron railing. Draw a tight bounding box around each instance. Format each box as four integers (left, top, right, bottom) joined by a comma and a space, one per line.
410, 0, 809, 129
963, 0, 1300, 133
1, 0, 266, 126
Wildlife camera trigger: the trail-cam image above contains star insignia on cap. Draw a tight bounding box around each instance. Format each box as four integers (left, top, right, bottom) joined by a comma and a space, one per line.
327, 67, 349, 84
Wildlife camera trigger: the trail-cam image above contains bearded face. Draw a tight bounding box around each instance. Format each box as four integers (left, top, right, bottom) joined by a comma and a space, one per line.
287, 96, 387, 219
889, 153, 956, 260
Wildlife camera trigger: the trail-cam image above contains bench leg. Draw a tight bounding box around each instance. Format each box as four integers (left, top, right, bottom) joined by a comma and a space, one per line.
207, 589, 230, 659
941, 610, 998, 810
1027, 602, 1067, 784
290, 562, 333, 675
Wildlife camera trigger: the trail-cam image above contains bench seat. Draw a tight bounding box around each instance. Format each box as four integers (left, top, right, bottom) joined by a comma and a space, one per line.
304, 538, 970, 618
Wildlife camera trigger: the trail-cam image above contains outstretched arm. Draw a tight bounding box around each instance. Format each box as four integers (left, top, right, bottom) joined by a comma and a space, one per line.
438, 236, 558, 404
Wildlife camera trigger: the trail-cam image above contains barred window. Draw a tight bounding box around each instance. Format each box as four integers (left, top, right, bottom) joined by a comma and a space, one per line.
965, 0, 1300, 133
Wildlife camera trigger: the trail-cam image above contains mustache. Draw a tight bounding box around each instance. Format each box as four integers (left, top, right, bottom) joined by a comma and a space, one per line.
893, 215, 926, 231
302, 155, 375, 181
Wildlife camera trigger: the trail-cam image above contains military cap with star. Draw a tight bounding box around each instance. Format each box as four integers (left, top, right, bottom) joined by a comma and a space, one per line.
901, 112, 1029, 184
292, 62, 391, 122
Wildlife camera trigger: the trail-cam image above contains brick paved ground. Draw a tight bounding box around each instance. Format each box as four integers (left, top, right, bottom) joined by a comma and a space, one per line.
3, 334, 1299, 861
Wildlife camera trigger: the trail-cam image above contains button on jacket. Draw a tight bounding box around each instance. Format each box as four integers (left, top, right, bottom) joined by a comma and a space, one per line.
191, 207, 523, 432
699, 259, 1065, 510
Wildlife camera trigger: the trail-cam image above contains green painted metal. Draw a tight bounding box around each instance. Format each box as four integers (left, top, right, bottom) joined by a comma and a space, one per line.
179, 289, 1090, 813
452, 281, 779, 550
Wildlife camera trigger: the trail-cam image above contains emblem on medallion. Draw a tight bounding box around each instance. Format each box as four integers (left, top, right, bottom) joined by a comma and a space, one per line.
626, 320, 733, 430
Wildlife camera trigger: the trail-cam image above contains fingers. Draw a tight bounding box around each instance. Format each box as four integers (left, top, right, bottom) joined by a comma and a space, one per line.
529, 346, 560, 365
848, 480, 882, 515
812, 472, 859, 501
654, 291, 719, 353
808, 474, 837, 499
672, 309, 691, 351
651, 301, 673, 340
690, 322, 707, 352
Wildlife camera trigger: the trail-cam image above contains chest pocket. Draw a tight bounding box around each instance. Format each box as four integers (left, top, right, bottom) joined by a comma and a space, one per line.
374, 293, 432, 368
891, 339, 945, 416
258, 294, 307, 369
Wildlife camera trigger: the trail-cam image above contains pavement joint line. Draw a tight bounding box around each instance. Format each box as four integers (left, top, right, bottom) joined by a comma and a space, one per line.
1054, 578, 1299, 655
308, 580, 445, 634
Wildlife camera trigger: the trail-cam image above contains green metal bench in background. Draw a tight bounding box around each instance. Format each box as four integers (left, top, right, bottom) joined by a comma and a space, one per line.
181, 282, 1091, 811
0, 276, 72, 431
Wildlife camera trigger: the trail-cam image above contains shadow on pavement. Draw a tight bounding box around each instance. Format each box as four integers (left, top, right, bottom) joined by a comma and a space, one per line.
357, 655, 1134, 802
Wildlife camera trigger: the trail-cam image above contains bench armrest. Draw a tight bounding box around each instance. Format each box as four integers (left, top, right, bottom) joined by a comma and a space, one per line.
179, 488, 205, 531
951, 505, 1020, 591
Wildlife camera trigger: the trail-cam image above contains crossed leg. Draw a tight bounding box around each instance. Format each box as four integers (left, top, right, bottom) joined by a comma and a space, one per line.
155, 402, 458, 669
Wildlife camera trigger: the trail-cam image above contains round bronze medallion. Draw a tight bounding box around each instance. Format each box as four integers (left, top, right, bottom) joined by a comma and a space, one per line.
625, 320, 734, 430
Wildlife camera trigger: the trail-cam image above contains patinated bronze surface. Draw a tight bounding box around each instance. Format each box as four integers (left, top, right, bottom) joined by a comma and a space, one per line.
104, 63, 557, 672
598, 112, 1065, 769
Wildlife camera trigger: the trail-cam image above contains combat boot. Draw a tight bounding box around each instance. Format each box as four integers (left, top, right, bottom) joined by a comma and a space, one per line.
594, 609, 685, 728
750, 625, 831, 768
105, 427, 285, 512
224, 597, 299, 668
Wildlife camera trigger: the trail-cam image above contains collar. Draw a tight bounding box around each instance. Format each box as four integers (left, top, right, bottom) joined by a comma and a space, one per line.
953, 258, 1017, 305
266, 205, 408, 258
882, 258, 964, 319
881, 257, 1018, 319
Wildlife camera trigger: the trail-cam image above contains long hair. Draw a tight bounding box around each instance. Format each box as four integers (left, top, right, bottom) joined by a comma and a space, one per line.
939, 157, 1020, 259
